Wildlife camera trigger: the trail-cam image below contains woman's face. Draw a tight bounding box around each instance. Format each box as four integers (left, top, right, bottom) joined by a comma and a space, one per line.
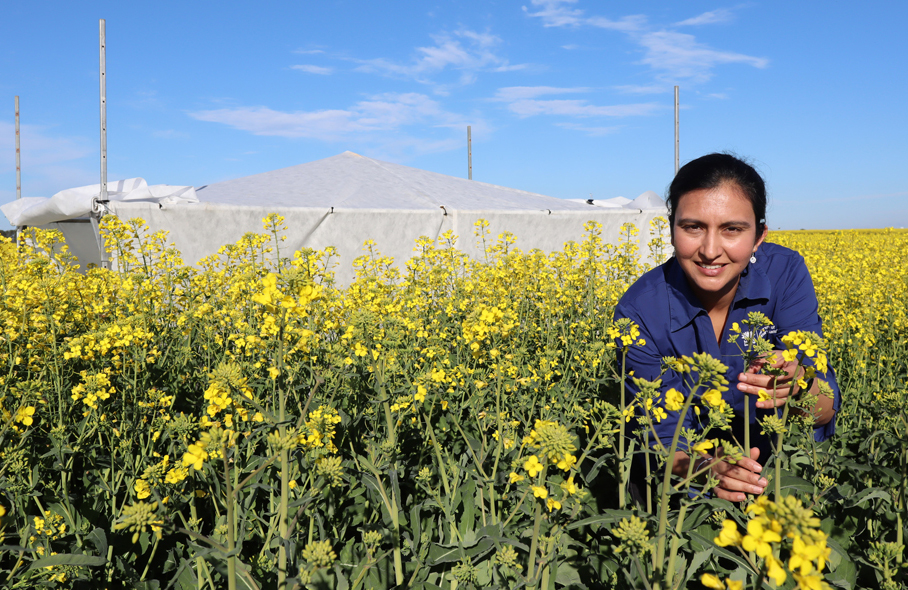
672, 181, 767, 309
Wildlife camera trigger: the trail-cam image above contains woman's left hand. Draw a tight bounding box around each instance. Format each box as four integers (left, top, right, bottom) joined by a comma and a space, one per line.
736, 350, 801, 410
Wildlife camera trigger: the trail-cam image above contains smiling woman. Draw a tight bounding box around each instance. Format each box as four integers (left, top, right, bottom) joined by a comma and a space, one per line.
614, 153, 840, 503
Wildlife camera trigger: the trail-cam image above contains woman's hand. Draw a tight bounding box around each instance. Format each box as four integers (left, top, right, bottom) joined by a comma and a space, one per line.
674, 447, 768, 502
736, 349, 800, 410
707, 447, 767, 502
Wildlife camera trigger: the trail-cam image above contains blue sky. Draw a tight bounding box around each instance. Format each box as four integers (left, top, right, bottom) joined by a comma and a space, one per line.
2, 1, 907, 230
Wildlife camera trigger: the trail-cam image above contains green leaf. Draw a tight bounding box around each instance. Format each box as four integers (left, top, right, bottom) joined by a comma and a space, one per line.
566, 509, 636, 531
779, 474, 813, 493
28, 553, 107, 570
86, 527, 109, 558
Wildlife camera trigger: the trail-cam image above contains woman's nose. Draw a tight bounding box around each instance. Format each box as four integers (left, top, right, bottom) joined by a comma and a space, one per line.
700, 231, 722, 259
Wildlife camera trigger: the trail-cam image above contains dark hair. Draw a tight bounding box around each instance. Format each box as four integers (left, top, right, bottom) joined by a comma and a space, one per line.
667, 153, 767, 237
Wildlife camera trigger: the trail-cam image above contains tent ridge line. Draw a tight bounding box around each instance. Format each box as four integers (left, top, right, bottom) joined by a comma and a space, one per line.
359, 154, 446, 209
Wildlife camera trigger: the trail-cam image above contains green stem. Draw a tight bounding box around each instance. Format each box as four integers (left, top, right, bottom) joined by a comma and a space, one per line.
654, 380, 701, 589
224, 442, 237, 590
526, 499, 544, 590
665, 501, 689, 590
619, 349, 627, 509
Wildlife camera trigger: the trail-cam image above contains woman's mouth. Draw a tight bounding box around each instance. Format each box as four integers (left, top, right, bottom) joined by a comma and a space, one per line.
694, 262, 726, 276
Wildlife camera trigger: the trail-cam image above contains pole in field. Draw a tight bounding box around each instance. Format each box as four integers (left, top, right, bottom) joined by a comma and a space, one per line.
100, 19, 108, 206
93, 19, 110, 269
674, 86, 679, 175
467, 125, 472, 180
15, 96, 21, 200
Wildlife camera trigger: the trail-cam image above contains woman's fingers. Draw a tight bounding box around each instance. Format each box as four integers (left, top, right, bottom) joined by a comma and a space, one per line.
736, 371, 792, 408
712, 448, 767, 502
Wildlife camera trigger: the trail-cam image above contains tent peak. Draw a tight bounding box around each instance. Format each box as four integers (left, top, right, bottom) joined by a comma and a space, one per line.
342, 151, 364, 158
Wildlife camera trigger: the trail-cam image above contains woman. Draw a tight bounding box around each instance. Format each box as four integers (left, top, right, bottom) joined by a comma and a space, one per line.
615, 153, 839, 502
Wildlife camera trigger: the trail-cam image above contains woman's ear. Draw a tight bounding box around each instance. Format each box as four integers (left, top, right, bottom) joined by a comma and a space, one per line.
754, 226, 768, 251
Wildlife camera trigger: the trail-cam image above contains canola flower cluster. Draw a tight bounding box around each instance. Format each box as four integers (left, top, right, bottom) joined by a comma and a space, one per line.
705, 495, 832, 590
0, 218, 902, 588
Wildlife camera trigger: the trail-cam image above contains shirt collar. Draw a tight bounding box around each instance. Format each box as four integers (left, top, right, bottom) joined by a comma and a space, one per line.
665, 252, 772, 333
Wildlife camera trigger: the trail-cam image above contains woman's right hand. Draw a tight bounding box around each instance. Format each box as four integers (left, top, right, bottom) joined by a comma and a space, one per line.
708, 447, 768, 502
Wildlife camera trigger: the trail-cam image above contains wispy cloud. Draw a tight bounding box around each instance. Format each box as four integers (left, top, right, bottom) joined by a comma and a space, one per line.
491, 86, 659, 122
506, 99, 658, 118
151, 129, 190, 139
492, 86, 590, 101
556, 122, 622, 136
291, 64, 333, 75
353, 29, 530, 87
0, 122, 96, 198
524, 1, 767, 85
674, 9, 735, 27
294, 49, 325, 55
189, 92, 476, 159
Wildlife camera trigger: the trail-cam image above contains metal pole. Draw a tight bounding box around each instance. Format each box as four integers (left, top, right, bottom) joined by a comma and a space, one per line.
467, 125, 472, 180
100, 20, 108, 204
15, 96, 21, 200
674, 86, 679, 175
94, 19, 110, 269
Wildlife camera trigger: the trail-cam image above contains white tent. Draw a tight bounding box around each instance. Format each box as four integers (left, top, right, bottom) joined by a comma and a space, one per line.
3, 151, 668, 283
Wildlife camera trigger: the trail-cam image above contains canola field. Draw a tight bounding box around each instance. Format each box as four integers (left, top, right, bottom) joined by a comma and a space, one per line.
0, 216, 906, 589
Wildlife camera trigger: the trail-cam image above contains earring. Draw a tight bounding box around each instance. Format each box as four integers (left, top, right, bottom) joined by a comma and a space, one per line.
750, 254, 757, 264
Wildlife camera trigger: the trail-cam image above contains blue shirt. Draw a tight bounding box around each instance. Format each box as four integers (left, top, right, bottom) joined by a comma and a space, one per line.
614, 242, 840, 460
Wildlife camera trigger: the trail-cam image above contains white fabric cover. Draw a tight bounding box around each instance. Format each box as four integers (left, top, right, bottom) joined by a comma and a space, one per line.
1, 178, 198, 227
5, 151, 668, 282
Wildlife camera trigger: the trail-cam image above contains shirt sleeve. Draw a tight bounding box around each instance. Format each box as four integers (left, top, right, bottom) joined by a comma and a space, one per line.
614, 301, 697, 452
769, 252, 840, 442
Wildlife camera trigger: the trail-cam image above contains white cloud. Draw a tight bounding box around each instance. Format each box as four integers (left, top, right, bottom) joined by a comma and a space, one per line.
291, 64, 333, 75
190, 93, 471, 143
613, 84, 671, 94
353, 29, 529, 87
674, 9, 735, 27
506, 99, 659, 118
638, 31, 768, 83
0, 122, 96, 199
294, 49, 325, 55
556, 122, 622, 136
0, 122, 92, 171
522, 0, 585, 27
492, 86, 590, 101
524, 2, 767, 85
152, 129, 190, 139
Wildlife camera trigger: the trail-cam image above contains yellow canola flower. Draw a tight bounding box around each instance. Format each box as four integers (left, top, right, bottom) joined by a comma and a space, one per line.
523, 455, 543, 477
741, 518, 782, 558
182, 442, 208, 471
508, 472, 524, 484
556, 453, 577, 471
713, 519, 742, 547
531, 486, 548, 499
691, 440, 714, 454
546, 497, 561, 512
765, 554, 787, 586
701, 574, 724, 589
14, 406, 35, 426
664, 388, 684, 412
701, 389, 724, 408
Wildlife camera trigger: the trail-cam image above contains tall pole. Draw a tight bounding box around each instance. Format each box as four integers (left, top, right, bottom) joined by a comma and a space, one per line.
100, 19, 108, 205
674, 86, 679, 175
15, 96, 21, 200
95, 19, 110, 269
467, 125, 472, 180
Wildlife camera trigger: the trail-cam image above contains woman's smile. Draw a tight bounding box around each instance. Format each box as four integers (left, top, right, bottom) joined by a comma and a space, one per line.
671, 181, 767, 310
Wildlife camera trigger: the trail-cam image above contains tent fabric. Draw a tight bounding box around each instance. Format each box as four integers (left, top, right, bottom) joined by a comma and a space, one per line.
108, 202, 668, 285
5, 151, 668, 283
1, 178, 198, 227
195, 151, 603, 212
106, 151, 668, 285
